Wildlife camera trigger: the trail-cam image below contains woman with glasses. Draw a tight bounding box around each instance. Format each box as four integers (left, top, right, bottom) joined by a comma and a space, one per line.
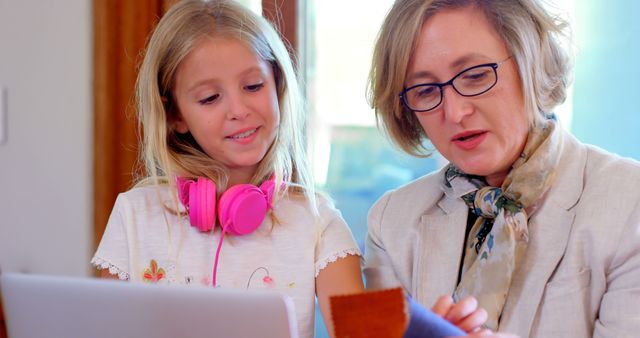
364, 0, 640, 337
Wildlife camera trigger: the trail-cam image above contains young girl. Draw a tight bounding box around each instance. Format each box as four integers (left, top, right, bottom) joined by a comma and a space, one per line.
91, 0, 363, 337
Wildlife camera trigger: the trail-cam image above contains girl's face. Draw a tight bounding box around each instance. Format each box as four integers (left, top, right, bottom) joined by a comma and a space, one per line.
173, 37, 280, 185
405, 6, 529, 186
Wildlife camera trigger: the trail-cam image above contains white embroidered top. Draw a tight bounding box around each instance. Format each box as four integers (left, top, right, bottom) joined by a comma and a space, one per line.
91, 185, 361, 338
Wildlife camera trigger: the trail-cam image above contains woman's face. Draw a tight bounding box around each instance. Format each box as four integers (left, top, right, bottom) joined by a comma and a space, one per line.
405, 6, 529, 186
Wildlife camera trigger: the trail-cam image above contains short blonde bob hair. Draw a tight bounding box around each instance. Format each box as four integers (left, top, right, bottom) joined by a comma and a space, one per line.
368, 0, 572, 156
135, 0, 312, 200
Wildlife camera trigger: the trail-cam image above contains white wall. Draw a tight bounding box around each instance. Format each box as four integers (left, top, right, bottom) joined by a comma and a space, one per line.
0, 0, 92, 276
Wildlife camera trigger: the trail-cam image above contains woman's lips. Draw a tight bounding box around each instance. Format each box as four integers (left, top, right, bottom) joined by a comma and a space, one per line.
451, 130, 488, 150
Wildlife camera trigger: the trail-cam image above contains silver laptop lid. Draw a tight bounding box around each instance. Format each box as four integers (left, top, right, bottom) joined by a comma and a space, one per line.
1, 272, 299, 338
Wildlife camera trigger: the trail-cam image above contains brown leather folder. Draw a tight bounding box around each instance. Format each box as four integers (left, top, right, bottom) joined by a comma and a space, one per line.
330, 287, 407, 338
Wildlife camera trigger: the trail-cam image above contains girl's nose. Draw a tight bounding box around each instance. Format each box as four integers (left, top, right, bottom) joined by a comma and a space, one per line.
225, 92, 250, 120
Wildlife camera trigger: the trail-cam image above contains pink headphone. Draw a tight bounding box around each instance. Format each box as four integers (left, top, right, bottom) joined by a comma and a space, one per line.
176, 176, 276, 287
176, 176, 275, 234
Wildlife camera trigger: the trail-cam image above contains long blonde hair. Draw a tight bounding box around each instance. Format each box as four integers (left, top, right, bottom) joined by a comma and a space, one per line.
367, 0, 572, 156
135, 0, 313, 203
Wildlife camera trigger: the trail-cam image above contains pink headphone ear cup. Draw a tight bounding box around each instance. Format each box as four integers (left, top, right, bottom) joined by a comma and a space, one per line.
259, 178, 276, 204
189, 177, 217, 232
218, 184, 268, 236
176, 177, 192, 207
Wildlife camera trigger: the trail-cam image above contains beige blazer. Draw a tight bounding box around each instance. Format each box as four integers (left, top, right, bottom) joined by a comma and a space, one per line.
364, 130, 640, 337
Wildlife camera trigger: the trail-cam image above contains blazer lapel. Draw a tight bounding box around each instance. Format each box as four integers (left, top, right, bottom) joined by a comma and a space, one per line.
414, 192, 468, 308
499, 203, 575, 334
499, 130, 586, 336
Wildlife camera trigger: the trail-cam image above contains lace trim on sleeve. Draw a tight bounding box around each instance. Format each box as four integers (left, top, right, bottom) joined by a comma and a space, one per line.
315, 248, 361, 277
91, 256, 130, 281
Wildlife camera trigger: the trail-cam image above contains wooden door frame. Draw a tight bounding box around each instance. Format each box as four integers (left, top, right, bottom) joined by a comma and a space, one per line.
262, 0, 299, 55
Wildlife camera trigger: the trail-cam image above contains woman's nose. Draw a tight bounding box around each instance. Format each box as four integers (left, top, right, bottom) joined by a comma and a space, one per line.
441, 86, 474, 123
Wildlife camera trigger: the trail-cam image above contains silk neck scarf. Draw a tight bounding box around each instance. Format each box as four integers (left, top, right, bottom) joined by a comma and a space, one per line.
443, 118, 562, 330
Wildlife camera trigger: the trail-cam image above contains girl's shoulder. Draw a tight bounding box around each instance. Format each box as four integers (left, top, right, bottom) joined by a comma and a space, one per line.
114, 184, 180, 214
271, 191, 354, 239
122, 183, 173, 197
275, 191, 340, 218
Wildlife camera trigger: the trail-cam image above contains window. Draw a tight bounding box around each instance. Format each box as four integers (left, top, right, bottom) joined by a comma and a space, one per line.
303, 1, 439, 255
236, 0, 261, 14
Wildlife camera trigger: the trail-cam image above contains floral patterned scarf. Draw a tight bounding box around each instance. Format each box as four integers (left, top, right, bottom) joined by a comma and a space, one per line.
443, 117, 562, 330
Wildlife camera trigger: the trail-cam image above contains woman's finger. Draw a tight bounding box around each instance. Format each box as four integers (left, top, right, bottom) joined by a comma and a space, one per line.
431, 295, 454, 317
456, 307, 488, 333
443, 296, 478, 324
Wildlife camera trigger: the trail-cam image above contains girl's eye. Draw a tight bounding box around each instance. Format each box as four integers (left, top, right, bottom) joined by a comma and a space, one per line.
245, 83, 264, 92
199, 94, 219, 105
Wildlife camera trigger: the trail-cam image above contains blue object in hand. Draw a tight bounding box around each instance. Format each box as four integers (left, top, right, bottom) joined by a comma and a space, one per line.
404, 297, 466, 338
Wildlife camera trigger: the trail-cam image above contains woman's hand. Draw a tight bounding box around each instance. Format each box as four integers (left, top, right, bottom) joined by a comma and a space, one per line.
466, 329, 520, 338
431, 295, 487, 333
431, 295, 521, 338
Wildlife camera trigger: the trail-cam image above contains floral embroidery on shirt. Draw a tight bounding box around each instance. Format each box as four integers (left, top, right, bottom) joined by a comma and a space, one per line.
143, 259, 165, 283
247, 267, 275, 289
201, 276, 212, 287
263, 275, 274, 286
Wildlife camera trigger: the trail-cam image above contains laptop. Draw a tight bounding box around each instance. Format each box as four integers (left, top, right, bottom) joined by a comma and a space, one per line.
0, 272, 299, 338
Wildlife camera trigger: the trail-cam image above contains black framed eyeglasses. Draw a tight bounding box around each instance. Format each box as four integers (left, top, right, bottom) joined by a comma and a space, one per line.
400, 56, 512, 112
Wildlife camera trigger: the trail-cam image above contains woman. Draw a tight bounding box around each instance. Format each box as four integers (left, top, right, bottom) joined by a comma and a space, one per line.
364, 0, 640, 337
